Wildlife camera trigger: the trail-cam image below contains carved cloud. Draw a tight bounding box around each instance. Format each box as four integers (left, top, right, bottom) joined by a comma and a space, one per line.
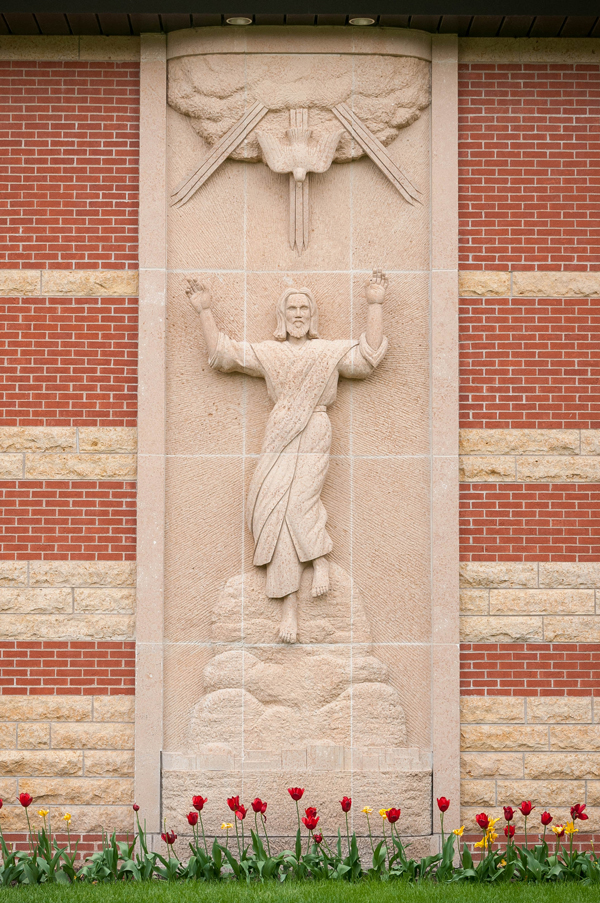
168, 53, 431, 163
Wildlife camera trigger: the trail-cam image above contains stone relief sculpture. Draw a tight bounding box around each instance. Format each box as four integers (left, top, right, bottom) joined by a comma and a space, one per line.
188, 269, 389, 644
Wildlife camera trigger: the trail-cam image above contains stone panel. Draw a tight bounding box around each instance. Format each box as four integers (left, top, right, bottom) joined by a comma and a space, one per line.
461, 726, 549, 752
460, 696, 525, 724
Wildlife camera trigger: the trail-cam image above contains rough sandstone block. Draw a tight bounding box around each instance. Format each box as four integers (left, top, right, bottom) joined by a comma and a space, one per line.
17, 723, 51, 750
459, 456, 516, 482
30, 561, 135, 588
460, 616, 542, 643
0, 751, 82, 776
0, 428, 76, 452
581, 431, 600, 455
51, 723, 135, 750
92, 696, 135, 723
0, 614, 134, 641
585, 786, 600, 807
461, 726, 548, 752
0, 563, 28, 586
0, 697, 92, 722
539, 562, 600, 588
524, 753, 600, 781
496, 779, 586, 807
461, 780, 496, 807
512, 271, 600, 299
19, 778, 134, 807
0, 270, 41, 295
0, 804, 134, 834
461, 696, 525, 724
460, 562, 538, 589
459, 429, 580, 456
517, 456, 600, 482
527, 697, 592, 724
460, 589, 489, 615
78, 427, 137, 453
0, 455, 24, 478
544, 617, 600, 643
489, 589, 595, 615
458, 271, 510, 297
25, 454, 137, 480
74, 588, 135, 614
84, 751, 134, 777
461, 752, 524, 779
40, 269, 139, 297
0, 588, 72, 614
0, 724, 17, 750
551, 727, 600, 751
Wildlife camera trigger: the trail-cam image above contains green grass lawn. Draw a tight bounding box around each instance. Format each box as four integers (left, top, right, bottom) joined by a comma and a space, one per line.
2, 883, 600, 903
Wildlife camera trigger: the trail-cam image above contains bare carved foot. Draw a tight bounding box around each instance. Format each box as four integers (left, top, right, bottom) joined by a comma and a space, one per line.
279, 593, 298, 644
311, 556, 329, 598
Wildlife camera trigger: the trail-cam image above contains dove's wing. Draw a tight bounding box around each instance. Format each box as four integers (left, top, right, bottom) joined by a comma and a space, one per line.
307, 129, 344, 173
256, 132, 293, 174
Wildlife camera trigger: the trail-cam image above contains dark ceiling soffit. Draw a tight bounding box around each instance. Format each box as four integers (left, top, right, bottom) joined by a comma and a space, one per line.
2, 2, 600, 15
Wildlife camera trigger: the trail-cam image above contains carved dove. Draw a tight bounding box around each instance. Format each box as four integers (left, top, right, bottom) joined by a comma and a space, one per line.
256, 127, 344, 183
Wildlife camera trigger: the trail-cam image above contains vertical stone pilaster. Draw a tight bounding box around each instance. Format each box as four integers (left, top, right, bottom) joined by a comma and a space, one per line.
430, 34, 460, 839
135, 33, 167, 835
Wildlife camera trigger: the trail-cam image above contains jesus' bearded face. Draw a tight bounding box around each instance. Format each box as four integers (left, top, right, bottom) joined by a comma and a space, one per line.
285, 293, 311, 338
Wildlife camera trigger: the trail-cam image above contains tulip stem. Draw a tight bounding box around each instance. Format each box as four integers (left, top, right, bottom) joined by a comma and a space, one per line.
295, 800, 301, 834
199, 812, 208, 855
440, 811, 445, 845
365, 813, 374, 853
24, 809, 33, 855
524, 816, 527, 850
261, 813, 271, 857
345, 812, 350, 856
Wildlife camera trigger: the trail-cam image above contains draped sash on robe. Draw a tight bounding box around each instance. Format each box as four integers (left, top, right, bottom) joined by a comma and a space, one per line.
247, 339, 358, 582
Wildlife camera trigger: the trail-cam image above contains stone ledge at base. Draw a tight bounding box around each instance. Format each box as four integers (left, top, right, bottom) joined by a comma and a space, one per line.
161, 767, 432, 838
162, 745, 427, 773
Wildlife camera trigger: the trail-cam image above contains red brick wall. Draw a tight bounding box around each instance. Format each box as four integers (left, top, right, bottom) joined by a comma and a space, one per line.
0, 62, 139, 270
459, 63, 600, 271
460, 483, 600, 561
0, 295, 137, 427
0, 640, 135, 694
0, 481, 136, 559
461, 643, 600, 696
460, 295, 600, 429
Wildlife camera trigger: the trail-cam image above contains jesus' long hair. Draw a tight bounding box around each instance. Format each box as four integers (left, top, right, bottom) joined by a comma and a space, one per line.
273, 287, 320, 341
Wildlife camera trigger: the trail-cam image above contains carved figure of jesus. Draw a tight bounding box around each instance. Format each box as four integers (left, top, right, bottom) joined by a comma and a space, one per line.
188, 270, 388, 644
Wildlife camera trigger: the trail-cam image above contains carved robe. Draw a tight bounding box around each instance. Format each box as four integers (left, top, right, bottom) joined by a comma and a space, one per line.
209, 332, 387, 598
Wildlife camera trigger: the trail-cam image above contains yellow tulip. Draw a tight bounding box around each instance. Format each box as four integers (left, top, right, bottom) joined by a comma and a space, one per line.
362, 807, 373, 814
499, 859, 507, 868
487, 817, 500, 830
453, 826, 465, 837
564, 822, 578, 836
474, 838, 486, 849
552, 824, 565, 836
38, 809, 49, 819
62, 813, 71, 823
379, 809, 389, 819
221, 822, 233, 831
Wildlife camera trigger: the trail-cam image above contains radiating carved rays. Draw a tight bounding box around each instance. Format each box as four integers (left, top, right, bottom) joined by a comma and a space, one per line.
171, 101, 422, 252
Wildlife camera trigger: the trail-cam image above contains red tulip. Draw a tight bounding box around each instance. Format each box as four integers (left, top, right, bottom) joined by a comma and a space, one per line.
503, 806, 514, 822
504, 824, 515, 838
187, 812, 198, 826
227, 796, 240, 813
0, 800, 3, 810
302, 814, 320, 831
554, 825, 566, 838
252, 798, 267, 815
313, 833, 323, 844
571, 803, 589, 822
541, 811, 553, 826
475, 813, 489, 830
18, 793, 32, 808
236, 805, 247, 821
519, 801, 534, 817
305, 807, 318, 819
340, 797, 352, 813
288, 788, 305, 801
386, 808, 401, 824
437, 797, 450, 813
161, 831, 177, 845
192, 796, 207, 812
132, 803, 140, 812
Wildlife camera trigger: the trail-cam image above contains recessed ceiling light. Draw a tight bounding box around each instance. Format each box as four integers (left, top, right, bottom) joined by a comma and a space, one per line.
226, 16, 253, 25
349, 17, 375, 25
